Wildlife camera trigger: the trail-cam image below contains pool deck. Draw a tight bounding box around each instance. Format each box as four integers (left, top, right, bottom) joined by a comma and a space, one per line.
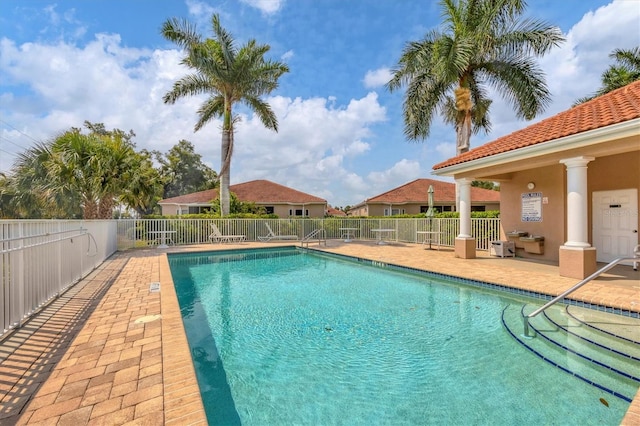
1, 240, 638, 425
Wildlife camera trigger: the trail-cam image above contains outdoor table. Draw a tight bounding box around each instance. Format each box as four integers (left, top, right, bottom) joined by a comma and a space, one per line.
148, 230, 176, 248
417, 231, 442, 250
371, 228, 396, 245
339, 227, 359, 242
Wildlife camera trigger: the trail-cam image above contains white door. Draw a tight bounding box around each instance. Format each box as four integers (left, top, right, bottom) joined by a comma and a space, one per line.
592, 189, 638, 263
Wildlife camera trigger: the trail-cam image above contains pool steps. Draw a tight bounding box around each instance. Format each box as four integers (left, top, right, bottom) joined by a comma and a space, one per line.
502, 304, 640, 402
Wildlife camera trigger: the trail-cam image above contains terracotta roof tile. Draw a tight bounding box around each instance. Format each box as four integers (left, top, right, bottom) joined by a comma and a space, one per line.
327, 206, 347, 216
159, 188, 218, 204
434, 81, 640, 169
159, 180, 326, 205
232, 180, 326, 203
366, 178, 500, 203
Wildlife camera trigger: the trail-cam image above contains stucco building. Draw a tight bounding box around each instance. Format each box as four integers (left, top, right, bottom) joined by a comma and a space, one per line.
348, 178, 500, 216
158, 179, 327, 218
433, 81, 640, 279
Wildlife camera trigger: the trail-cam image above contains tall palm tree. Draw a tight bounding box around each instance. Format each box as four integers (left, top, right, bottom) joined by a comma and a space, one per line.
387, 0, 564, 155
574, 46, 640, 105
161, 14, 289, 216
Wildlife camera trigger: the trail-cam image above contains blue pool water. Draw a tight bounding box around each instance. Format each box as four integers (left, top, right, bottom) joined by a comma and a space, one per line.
168, 248, 630, 425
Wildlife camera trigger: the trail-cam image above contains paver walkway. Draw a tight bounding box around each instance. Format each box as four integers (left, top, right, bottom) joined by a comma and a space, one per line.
0, 241, 638, 425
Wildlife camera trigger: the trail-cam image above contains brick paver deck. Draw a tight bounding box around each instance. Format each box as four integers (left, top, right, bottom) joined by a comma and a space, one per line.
1, 241, 638, 425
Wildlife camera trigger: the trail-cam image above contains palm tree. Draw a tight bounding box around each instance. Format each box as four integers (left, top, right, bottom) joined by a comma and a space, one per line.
47, 131, 107, 219
120, 149, 164, 216
574, 46, 640, 105
161, 14, 289, 216
10, 141, 83, 218
6, 127, 159, 219
387, 0, 564, 155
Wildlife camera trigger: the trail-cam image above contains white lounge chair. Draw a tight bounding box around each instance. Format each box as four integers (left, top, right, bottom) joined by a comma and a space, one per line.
258, 222, 298, 242
208, 223, 246, 244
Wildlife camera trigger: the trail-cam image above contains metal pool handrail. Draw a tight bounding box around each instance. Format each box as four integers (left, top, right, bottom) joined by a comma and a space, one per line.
523, 252, 640, 337
301, 228, 326, 247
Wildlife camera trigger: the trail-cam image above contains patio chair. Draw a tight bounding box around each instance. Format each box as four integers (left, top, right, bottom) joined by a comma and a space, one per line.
208, 223, 246, 244
258, 222, 298, 242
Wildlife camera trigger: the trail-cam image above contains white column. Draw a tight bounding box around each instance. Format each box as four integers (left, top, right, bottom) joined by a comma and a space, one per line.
560, 156, 594, 247
457, 178, 472, 238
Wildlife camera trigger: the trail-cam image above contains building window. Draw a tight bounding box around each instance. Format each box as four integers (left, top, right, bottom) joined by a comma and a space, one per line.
384, 208, 404, 216
471, 206, 486, 212
295, 209, 303, 216
265, 206, 274, 214
421, 206, 443, 214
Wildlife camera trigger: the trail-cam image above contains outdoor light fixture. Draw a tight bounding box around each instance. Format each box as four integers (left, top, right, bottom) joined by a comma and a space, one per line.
527, 182, 536, 190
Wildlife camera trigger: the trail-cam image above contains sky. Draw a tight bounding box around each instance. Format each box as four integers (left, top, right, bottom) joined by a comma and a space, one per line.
1, 0, 639, 208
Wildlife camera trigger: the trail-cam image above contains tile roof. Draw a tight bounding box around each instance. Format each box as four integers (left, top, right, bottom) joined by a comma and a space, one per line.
327, 206, 347, 216
365, 178, 500, 203
434, 80, 640, 170
232, 180, 326, 203
159, 179, 326, 205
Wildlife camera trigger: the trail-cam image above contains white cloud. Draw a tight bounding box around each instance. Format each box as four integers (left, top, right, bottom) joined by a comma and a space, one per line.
281, 50, 294, 61
239, 0, 285, 15
542, 0, 640, 106
186, 0, 217, 18
0, 33, 391, 205
232, 93, 386, 203
363, 67, 392, 89
366, 159, 422, 191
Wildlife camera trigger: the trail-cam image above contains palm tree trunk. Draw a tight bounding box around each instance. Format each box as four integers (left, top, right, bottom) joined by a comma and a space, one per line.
98, 195, 115, 219
220, 129, 232, 217
83, 198, 98, 219
454, 86, 473, 155
456, 115, 472, 155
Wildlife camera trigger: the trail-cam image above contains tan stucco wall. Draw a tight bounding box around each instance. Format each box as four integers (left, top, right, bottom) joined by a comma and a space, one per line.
587, 151, 640, 243
498, 164, 566, 262
159, 203, 326, 217
361, 202, 498, 216
497, 151, 640, 262
160, 205, 180, 216
272, 204, 326, 218
348, 205, 368, 216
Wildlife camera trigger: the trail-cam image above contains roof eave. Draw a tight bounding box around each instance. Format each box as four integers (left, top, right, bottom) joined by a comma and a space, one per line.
432, 118, 640, 177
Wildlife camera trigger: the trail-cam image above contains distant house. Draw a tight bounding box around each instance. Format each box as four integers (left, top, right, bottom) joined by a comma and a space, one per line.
326, 206, 347, 217
433, 81, 640, 279
158, 179, 327, 218
348, 178, 500, 216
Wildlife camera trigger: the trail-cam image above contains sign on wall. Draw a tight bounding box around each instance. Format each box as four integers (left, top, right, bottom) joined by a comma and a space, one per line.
521, 192, 543, 222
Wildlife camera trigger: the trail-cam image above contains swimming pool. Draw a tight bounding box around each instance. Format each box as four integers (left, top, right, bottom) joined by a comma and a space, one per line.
168, 247, 634, 425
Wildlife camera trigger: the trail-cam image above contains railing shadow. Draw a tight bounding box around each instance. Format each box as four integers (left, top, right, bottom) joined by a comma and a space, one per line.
0, 253, 131, 424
